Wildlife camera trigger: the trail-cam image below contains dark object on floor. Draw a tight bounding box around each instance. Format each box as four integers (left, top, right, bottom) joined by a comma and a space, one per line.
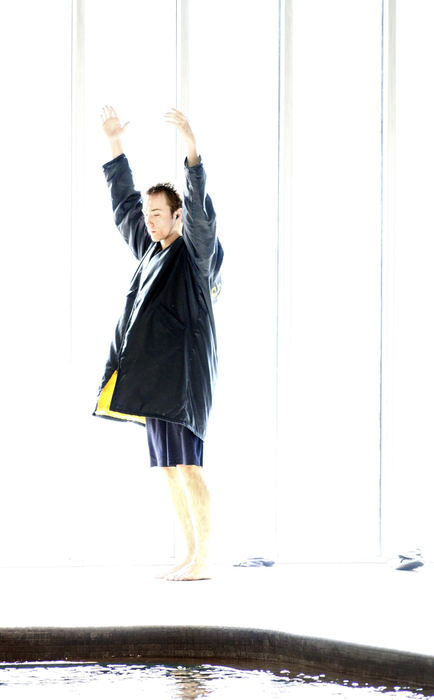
233, 557, 275, 567
395, 549, 424, 571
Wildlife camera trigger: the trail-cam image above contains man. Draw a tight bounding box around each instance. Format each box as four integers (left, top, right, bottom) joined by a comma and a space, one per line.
93, 106, 223, 581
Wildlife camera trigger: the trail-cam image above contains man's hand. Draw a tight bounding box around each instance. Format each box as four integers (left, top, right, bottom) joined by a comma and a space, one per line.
101, 105, 130, 141
101, 105, 130, 159
164, 108, 199, 166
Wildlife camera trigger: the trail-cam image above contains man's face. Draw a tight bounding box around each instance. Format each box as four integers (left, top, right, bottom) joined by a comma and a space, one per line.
145, 193, 181, 247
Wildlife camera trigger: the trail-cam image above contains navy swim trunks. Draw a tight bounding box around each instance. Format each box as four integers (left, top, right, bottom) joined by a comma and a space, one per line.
146, 417, 204, 467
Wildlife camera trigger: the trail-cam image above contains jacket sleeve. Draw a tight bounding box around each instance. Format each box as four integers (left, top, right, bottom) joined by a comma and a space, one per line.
182, 156, 220, 279
102, 153, 152, 261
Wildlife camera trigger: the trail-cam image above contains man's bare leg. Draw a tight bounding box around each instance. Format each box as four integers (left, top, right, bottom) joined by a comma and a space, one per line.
158, 466, 196, 578
164, 464, 211, 581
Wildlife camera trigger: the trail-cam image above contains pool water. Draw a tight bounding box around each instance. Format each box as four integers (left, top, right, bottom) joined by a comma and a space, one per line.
0, 662, 432, 698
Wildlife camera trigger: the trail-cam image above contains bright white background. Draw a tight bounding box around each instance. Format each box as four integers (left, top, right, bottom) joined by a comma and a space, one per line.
0, 0, 432, 567
186, 0, 279, 561
276, 0, 382, 561
381, 0, 434, 557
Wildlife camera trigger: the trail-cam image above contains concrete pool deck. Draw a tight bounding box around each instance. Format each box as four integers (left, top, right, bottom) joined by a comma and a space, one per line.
0, 561, 432, 684
0, 561, 432, 651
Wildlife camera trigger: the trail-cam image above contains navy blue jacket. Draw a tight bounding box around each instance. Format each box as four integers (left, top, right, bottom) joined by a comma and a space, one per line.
92, 153, 223, 440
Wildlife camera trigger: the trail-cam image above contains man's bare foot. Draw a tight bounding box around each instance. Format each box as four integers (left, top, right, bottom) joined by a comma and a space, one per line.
165, 561, 211, 581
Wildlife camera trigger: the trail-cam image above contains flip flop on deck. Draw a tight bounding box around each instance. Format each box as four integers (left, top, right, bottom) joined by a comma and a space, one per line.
233, 557, 275, 567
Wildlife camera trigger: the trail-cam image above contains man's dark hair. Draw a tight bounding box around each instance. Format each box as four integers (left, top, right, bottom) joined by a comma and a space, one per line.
146, 183, 182, 215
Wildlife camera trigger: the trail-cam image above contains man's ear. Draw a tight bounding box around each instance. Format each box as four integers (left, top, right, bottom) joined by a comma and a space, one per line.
175, 208, 183, 221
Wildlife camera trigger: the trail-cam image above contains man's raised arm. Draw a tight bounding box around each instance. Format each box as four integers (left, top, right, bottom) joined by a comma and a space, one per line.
164, 109, 220, 281
101, 104, 130, 159
164, 107, 200, 167
100, 105, 151, 261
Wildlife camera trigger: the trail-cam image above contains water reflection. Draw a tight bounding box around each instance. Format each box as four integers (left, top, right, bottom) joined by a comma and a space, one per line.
0, 662, 432, 699
162, 665, 213, 698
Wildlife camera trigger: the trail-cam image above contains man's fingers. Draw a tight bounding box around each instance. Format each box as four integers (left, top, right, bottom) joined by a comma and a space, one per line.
165, 107, 187, 120
101, 104, 118, 120
164, 113, 188, 127
101, 104, 186, 129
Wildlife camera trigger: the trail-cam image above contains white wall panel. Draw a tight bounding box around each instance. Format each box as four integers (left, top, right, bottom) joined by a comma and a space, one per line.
277, 0, 382, 560
0, 0, 72, 565
188, 0, 280, 562
382, 0, 434, 559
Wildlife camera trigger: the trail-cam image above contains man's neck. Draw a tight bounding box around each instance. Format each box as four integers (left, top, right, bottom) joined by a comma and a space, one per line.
161, 232, 182, 250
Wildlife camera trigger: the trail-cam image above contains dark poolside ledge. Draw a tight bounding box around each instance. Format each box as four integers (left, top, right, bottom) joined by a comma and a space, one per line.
0, 625, 433, 690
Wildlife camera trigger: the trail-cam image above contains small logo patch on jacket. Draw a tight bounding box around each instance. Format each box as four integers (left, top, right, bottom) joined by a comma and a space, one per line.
211, 281, 222, 298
